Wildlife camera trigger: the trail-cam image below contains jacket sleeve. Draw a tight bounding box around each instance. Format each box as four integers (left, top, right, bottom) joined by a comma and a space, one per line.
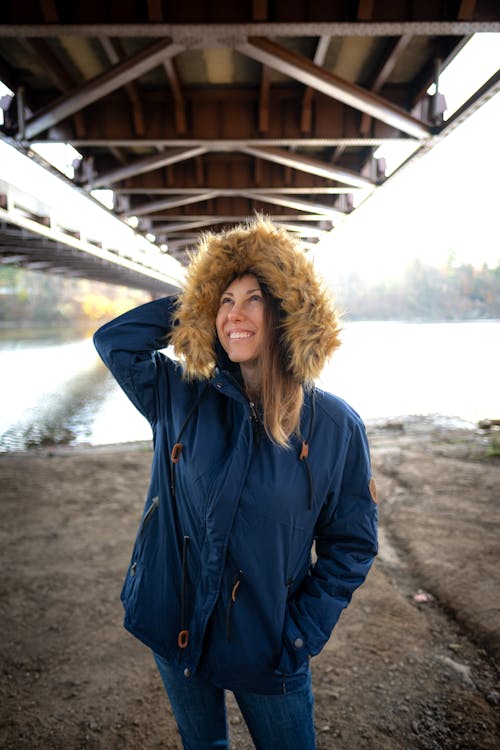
283, 419, 378, 665
93, 296, 179, 425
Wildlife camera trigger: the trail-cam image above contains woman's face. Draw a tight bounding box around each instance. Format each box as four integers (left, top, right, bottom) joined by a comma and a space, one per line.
216, 274, 267, 367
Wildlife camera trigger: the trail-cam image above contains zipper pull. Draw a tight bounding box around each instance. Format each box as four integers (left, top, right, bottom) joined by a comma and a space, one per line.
248, 401, 262, 443
249, 401, 259, 421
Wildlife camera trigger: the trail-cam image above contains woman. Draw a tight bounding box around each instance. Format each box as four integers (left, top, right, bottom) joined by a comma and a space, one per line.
94, 217, 378, 750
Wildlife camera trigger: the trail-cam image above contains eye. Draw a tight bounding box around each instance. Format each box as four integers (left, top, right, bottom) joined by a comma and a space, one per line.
220, 296, 233, 306
249, 294, 263, 303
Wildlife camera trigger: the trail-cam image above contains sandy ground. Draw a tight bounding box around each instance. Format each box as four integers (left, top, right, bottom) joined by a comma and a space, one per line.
1, 419, 499, 749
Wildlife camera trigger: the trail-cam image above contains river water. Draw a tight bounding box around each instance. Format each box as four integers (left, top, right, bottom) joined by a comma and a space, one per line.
1, 320, 498, 452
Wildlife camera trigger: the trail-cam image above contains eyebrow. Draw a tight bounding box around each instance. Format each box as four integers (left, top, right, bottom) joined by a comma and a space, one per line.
222, 288, 261, 297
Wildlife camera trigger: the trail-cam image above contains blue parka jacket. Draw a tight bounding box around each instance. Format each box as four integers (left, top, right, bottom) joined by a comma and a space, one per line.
94, 296, 378, 695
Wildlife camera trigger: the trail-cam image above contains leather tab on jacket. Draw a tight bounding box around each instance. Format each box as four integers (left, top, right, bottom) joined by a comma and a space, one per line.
171, 443, 183, 463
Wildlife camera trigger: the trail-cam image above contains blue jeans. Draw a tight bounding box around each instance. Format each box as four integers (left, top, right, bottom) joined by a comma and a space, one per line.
153, 652, 316, 750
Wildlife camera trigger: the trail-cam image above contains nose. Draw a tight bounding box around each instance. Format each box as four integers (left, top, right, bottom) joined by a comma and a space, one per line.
227, 301, 245, 320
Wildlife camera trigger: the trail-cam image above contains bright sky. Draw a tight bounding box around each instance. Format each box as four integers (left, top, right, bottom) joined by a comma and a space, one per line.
313, 33, 500, 283
0, 33, 499, 285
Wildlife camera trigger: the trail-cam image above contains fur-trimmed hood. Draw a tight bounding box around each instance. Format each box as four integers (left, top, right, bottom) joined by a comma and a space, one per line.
169, 217, 341, 384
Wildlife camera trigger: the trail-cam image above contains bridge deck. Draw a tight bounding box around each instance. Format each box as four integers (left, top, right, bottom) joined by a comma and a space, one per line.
0, 3, 498, 284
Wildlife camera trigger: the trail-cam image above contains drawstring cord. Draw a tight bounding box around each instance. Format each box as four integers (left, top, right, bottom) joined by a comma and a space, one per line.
299, 390, 316, 510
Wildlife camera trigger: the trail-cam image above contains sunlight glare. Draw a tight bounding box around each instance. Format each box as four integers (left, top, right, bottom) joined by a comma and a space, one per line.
91, 189, 115, 210
30, 142, 83, 179
312, 32, 500, 287
433, 33, 500, 120
0, 79, 14, 127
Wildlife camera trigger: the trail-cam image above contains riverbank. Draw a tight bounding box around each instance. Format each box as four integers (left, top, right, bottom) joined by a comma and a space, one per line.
1, 419, 499, 749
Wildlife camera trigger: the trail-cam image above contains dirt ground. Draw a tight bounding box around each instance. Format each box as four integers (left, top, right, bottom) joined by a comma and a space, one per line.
1, 418, 499, 749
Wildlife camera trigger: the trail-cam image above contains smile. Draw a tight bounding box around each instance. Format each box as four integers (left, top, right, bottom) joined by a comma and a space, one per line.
228, 331, 253, 340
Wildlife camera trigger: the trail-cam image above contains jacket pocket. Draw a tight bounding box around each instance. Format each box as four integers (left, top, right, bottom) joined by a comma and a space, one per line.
121, 495, 160, 614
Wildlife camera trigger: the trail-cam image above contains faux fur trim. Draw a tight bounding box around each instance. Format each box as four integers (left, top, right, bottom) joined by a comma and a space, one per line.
169, 217, 341, 383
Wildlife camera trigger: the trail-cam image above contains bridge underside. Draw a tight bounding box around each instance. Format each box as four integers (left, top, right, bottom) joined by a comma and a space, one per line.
0, 221, 177, 295
0, 2, 498, 290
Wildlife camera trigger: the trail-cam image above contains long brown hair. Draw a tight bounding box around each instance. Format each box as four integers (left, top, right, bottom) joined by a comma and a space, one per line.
249, 280, 304, 447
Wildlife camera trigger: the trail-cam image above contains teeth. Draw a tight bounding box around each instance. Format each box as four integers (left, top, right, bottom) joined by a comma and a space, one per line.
229, 332, 252, 339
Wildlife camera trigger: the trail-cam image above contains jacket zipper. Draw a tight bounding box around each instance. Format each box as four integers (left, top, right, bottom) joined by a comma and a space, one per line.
248, 400, 262, 443
130, 496, 160, 577
139, 495, 159, 538
178, 535, 191, 650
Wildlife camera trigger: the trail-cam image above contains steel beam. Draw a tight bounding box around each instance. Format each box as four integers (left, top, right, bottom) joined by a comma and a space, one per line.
47, 138, 410, 148
0, 23, 498, 39
357, 0, 375, 21
258, 64, 271, 133
241, 192, 345, 220
458, 1, 478, 20
360, 34, 412, 134
273, 222, 327, 237
162, 237, 199, 248
301, 35, 331, 133
117, 187, 357, 195
154, 218, 231, 233
237, 37, 431, 139
163, 58, 188, 134
23, 38, 185, 140
21, 38, 75, 93
100, 36, 146, 136
240, 145, 374, 189
153, 214, 327, 226
88, 146, 208, 188
20, 37, 86, 136
368, 35, 413, 92
129, 192, 222, 217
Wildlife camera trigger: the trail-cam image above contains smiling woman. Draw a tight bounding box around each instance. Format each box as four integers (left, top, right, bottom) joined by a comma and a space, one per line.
93, 216, 377, 750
